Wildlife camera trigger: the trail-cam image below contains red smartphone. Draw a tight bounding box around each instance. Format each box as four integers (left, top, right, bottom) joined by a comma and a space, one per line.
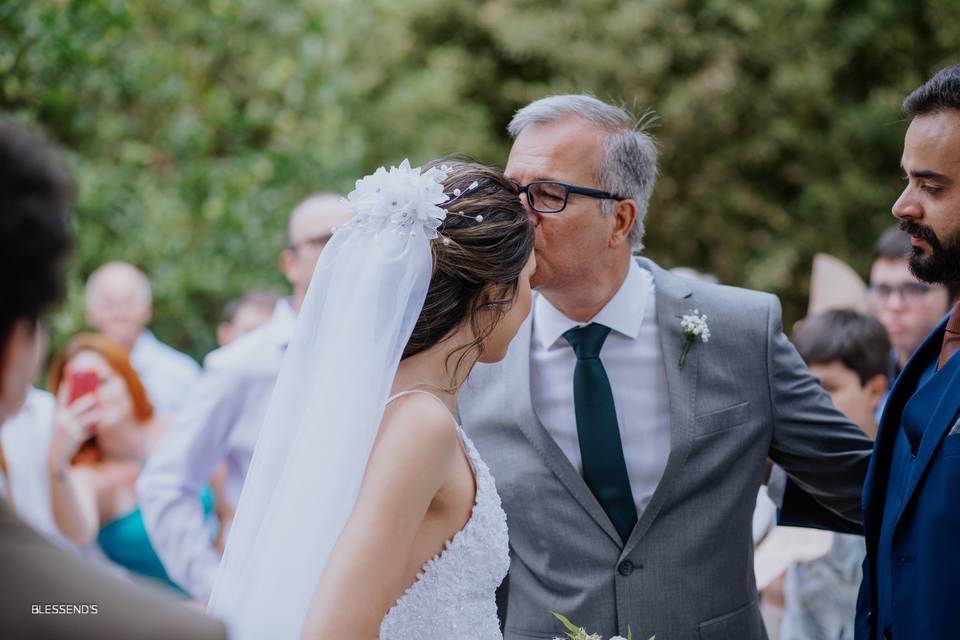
68, 370, 99, 403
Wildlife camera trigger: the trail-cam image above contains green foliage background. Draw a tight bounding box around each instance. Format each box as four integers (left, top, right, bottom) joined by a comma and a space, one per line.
2, 0, 958, 359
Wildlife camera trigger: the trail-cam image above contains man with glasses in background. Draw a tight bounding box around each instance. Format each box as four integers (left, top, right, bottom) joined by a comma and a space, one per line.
460, 95, 873, 640
138, 193, 352, 603
869, 225, 958, 379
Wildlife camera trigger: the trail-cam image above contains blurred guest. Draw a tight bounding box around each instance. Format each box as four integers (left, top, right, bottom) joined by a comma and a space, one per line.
216, 289, 278, 347
779, 310, 889, 640
86, 261, 201, 414
0, 118, 224, 638
779, 67, 960, 639
208, 289, 277, 547
139, 193, 352, 601
869, 226, 958, 375
46, 334, 214, 593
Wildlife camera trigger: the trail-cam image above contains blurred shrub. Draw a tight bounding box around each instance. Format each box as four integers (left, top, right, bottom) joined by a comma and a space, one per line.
2, 0, 957, 358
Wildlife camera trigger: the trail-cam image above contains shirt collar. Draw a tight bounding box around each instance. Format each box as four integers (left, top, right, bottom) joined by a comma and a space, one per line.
533, 260, 652, 350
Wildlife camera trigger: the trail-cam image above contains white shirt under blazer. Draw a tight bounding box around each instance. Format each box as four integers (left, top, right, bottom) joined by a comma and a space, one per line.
459, 257, 873, 640
531, 261, 670, 520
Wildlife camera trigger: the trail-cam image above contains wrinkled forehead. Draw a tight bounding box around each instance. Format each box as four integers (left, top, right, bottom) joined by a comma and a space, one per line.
506, 118, 605, 185
91, 270, 149, 305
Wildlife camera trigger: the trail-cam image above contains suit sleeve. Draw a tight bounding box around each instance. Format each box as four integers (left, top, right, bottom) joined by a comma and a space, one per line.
765, 296, 871, 533
0, 502, 227, 639
137, 367, 242, 601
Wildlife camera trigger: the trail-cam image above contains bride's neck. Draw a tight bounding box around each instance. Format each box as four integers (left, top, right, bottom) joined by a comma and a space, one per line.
392, 324, 478, 414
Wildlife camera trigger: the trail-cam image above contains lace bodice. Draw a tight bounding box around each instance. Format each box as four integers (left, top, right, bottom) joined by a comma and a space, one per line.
379, 393, 509, 639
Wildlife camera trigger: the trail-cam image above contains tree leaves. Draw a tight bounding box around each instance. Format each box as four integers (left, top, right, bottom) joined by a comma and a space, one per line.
2, 0, 956, 357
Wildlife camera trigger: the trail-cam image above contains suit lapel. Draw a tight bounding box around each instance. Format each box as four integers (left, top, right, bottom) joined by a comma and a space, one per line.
622, 259, 696, 557
862, 334, 935, 540
864, 315, 950, 538
895, 331, 960, 527
507, 314, 624, 547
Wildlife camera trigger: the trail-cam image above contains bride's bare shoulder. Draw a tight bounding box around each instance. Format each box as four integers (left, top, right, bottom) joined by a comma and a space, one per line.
374, 393, 461, 463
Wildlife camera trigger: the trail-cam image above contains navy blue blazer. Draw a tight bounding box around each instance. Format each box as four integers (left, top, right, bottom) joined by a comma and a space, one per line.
782, 315, 960, 640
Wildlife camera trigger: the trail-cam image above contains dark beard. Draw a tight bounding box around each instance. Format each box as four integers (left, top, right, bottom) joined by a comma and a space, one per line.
899, 219, 960, 283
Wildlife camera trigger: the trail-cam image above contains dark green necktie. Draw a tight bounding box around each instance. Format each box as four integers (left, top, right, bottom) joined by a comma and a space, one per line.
563, 323, 637, 542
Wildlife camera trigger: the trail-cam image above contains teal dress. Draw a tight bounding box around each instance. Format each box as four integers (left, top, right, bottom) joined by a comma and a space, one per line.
97, 485, 215, 594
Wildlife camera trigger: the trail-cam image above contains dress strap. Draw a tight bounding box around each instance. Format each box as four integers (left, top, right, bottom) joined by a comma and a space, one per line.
385, 390, 472, 470
386, 390, 459, 425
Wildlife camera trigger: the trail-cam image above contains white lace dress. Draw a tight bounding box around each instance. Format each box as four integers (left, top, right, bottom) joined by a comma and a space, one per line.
379, 393, 510, 639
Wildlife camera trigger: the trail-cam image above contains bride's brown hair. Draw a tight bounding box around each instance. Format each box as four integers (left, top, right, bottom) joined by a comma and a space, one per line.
401, 158, 534, 379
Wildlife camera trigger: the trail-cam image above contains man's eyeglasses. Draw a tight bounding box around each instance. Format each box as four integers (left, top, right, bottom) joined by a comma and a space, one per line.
869, 282, 940, 304
515, 180, 624, 214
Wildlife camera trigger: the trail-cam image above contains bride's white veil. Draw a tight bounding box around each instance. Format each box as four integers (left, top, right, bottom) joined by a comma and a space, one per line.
208, 161, 455, 638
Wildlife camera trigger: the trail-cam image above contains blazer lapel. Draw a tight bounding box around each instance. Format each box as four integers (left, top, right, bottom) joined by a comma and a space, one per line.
507, 313, 624, 547
622, 259, 696, 557
895, 327, 960, 527
861, 328, 939, 541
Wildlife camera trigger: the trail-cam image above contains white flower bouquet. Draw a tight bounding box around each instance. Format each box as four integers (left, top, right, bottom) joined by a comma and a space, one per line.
551, 612, 654, 640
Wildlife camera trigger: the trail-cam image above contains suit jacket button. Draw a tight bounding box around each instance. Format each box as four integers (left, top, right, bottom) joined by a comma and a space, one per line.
618, 561, 634, 576
882, 628, 892, 640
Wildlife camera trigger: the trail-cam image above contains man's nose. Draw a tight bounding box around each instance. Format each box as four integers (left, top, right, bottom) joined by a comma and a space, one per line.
885, 289, 908, 310
892, 186, 921, 221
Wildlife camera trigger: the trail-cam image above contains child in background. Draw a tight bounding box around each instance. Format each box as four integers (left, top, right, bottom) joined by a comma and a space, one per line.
780, 309, 890, 640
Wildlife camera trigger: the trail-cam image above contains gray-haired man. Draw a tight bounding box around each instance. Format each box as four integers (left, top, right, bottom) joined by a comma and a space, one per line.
459, 95, 872, 640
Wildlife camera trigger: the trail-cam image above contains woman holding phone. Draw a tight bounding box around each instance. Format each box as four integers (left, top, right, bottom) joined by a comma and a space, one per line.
47, 333, 213, 593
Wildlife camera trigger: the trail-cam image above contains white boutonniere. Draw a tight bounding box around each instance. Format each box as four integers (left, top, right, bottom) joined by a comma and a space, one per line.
678, 309, 710, 369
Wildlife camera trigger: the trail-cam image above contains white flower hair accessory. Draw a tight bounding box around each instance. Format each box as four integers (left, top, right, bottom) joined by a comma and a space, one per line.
344, 159, 480, 242
678, 309, 710, 369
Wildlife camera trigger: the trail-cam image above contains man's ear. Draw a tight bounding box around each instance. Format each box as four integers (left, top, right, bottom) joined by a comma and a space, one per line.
609, 199, 637, 249
0, 325, 12, 400
280, 249, 295, 283
216, 322, 233, 348
0, 319, 37, 420
864, 373, 889, 413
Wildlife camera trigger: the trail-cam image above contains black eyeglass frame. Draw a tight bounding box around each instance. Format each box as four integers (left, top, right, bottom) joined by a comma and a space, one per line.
516, 180, 626, 214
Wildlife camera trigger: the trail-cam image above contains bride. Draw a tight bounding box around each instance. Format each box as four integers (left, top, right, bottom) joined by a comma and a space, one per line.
207, 158, 535, 639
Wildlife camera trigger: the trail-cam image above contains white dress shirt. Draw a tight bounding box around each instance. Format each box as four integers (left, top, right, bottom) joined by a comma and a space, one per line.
130, 330, 201, 415
137, 300, 295, 601
530, 261, 671, 521
2, 390, 131, 573
0, 389, 69, 545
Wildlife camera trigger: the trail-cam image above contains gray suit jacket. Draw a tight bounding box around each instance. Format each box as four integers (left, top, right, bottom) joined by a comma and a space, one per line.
459, 258, 872, 640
